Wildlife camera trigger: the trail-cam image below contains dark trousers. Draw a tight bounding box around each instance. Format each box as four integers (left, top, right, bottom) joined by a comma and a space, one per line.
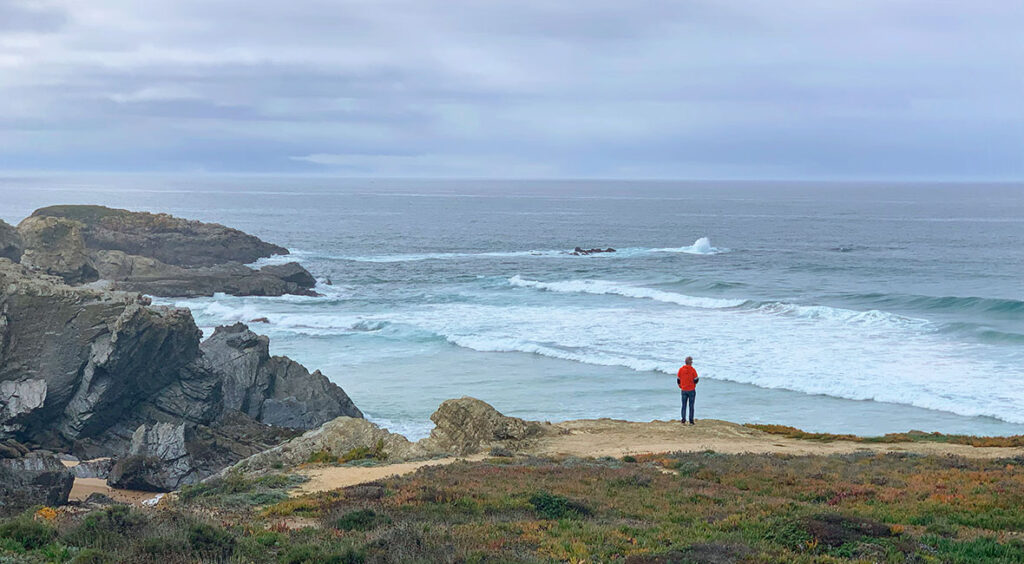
680, 390, 696, 422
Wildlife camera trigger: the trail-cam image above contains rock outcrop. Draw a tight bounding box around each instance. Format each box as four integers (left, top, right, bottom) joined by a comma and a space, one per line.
225, 397, 552, 476
0, 220, 21, 263
0, 453, 75, 516
91, 250, 317, 297
420, 397, 546, 455
7, 205, 317, 298
0, 260, 361, 491
571, 247, 616, 256
17, 216, 99, 284
32, 205, 287, 268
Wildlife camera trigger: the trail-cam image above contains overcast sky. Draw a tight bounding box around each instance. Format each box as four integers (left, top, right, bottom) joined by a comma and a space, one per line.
1, 0, 1021, 179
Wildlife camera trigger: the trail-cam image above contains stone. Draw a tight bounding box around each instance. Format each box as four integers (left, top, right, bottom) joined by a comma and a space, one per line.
17, 216, 98, 284
32, 205, 288, 268
571, 247, 616, 256
0, 220, 21, 263
421, 397, 545, 455
259, 262, 317, 288
108, 423, 196, 491
71, 458, 113, 479
0, 453, 74, 516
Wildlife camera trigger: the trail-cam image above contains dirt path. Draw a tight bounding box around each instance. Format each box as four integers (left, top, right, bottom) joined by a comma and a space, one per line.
292, 418, 1023, 496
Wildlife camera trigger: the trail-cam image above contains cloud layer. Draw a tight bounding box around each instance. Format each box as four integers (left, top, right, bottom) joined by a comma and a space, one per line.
1, 0, 1021, 178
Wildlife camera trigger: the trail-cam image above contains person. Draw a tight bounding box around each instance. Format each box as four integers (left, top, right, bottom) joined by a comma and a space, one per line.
677, 356, 699, 424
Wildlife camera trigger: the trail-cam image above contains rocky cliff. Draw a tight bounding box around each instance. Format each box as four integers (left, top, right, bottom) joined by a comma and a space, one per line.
0, 260, 361, 493
10, 205, 315, 297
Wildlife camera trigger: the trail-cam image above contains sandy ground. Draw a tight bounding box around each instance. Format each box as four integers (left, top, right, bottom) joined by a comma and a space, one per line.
62, 459, 159, 505
292, 418, 1024, 496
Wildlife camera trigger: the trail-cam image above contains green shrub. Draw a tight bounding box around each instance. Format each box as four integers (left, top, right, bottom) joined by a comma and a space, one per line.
71, 548, 115, 564
333, 509, 382, 531
187, 523, 236, 560
527, 491, 591, 520
307, 450, 339, 464
621, 455, 637, 463
0, 517, 56, 550
280, 543, 364, 564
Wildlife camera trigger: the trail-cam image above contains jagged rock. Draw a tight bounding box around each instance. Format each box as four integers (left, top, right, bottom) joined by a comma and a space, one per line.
571, 247, 616, 256
71, 458, 113, 479
84, 492, 120, 506
33, 205, 287, 268
421, 397, 546, 455
0, 453, 74, 515
228, 417, 426, 475
17, 216, 99, 284
200, 323, 362, 429
0, 439, 30, 459
108, 423, 196, 491
90, 250, 317, 298
0, 220, 21, 262
0, 261, 359, 482
260, 262, 317, 288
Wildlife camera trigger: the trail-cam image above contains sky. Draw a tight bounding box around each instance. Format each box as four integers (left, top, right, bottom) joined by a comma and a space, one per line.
0, 0, 1022, 179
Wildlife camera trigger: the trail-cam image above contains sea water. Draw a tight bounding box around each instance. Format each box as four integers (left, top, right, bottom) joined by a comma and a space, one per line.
2, 175, 1022, 439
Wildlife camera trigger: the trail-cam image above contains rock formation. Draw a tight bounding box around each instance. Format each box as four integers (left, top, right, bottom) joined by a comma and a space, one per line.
7, 205, 316, 298
0, 260, 361, 492
31, 205, 287, 267
0, 453, 75, 516
571, 247, 616, 255
225, 397, 552, 476
0, 220, 21, 263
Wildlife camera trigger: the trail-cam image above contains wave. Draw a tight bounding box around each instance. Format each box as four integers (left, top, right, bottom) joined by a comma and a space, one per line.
509, 276, 929, 329
843, 293, 1024, 316
324, 237, 728, 263
508, 276, 747, 309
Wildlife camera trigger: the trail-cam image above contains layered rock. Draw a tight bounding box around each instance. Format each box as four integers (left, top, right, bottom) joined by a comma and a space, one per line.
32, 205, 287, 268
420, 397, 546, 455
6, 205, 317, 298
0, 260, 361, 491
17, 216, 99, 284
91, 250, 317, 297
0, 453, 75, 516
0, 220, 21, 263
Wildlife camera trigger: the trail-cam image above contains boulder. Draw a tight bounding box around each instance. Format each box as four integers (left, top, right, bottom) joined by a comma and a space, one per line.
90, 250, 317, 298
260, 262, 317, 288
421, 397, 546, 455
70, 458, 113, 479
17, 216, 98, 284
0, 220, 21, 262
108, 423, 196, 491
228, 416, 426, 475
0, 453, 74, 516
32, 205, 287, 268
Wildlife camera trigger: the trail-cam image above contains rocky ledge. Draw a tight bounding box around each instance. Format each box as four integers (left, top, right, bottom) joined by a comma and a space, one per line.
2, 205, 317, 297
0, 260, 361, 507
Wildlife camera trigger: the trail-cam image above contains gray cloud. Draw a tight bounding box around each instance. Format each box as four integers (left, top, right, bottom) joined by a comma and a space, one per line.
0, 0, 1021, 178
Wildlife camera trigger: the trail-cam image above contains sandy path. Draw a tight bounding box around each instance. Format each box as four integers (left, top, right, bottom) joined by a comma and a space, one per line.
69, 478, 156, 504
292, 418, 1024, 496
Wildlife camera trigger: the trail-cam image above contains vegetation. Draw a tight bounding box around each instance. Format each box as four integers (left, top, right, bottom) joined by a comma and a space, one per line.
746, 423, 1024, 447
3, 451, 1023, 562
306, 440, 389, 466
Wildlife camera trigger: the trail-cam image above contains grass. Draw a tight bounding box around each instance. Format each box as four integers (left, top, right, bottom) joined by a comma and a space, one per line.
307, 440, 389, 466
746, 423, 1024, 447
2, 451, 1023, 562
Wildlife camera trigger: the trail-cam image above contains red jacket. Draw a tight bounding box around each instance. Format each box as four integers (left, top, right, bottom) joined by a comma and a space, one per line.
677, 365, 698, 391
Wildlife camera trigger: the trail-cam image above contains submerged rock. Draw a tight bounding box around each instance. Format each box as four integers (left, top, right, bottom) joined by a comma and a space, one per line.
0, 453, 74, 516
571, 247, 616, 256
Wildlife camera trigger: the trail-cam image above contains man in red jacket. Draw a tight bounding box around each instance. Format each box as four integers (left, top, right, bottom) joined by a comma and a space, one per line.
677, 356, 699, 424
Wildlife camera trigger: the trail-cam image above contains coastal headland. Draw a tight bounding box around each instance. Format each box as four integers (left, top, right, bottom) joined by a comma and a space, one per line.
2, 206, 1022, 563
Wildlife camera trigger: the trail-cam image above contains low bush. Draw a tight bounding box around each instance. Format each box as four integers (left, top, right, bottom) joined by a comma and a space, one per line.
527, 491, 591, 520
0, 516, 55, 550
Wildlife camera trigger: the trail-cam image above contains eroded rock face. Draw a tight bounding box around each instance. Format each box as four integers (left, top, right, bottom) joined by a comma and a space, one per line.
421, 397, 546, 455
0, 453, 74, 516
32, 205, 288, 268
17, 216, 98, 284
0, 220, 21, 263
200, 323, 362, 429
0, 261, 360, 486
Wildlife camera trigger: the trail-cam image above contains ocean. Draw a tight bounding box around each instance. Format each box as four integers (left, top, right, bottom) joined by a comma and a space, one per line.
2, 175, 1022, 439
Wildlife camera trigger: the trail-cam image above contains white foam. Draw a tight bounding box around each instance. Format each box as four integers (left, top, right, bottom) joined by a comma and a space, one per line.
650, 236, 727, 255
509, 276, 746, 309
